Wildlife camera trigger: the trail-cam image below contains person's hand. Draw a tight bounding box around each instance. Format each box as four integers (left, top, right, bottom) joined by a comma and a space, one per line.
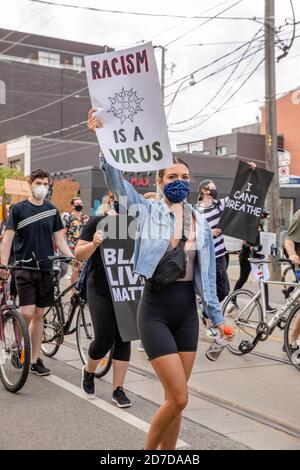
212, 228, 221, 237
93, 230, 104, 247
289, 253, 300, 265
216, 324, 234, 340
247, 161, 256, 169
71, 258, 82, 269
217, 323, 225, 337
87, 108, 103, 133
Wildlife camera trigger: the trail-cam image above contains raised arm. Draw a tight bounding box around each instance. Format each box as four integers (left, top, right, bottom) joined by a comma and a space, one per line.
87, 108, 150, 211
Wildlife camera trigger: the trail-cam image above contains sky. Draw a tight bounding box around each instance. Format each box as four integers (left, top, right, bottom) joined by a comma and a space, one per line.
1, 0, 300, 149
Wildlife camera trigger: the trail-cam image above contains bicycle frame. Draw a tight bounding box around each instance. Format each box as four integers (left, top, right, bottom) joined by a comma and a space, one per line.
0, 283, 22, 354
234, 269, 300, 337
44, 276, 84, 342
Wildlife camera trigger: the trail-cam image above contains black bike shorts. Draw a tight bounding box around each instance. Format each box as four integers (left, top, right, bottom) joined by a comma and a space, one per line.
15, 270, 54, 308
137, 281, 199, 361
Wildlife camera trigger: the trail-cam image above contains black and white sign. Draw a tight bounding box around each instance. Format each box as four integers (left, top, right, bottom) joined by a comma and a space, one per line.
99, 216, 141, 342
218, 161, 274, 243
85, 42, 173, 172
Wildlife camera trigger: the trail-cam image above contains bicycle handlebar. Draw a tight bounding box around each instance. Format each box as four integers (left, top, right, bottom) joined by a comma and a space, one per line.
0, 263, 40, 271
48, 255, 74, 263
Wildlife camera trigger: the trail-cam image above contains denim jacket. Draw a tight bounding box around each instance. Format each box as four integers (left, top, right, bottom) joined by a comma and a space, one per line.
100, 158, 224, 327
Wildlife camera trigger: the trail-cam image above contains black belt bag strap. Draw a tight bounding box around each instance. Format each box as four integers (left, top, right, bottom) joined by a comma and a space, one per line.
147, 211, 190, 292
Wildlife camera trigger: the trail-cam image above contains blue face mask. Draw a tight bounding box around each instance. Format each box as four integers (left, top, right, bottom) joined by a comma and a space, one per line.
163, 179, 190, 203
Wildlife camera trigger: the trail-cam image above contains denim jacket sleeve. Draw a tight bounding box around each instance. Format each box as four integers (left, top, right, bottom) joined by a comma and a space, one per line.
100, 155, 150, 211
204, 225, 225, 327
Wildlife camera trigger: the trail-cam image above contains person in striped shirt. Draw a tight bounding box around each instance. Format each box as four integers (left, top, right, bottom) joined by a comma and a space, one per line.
196, 180, 230, 303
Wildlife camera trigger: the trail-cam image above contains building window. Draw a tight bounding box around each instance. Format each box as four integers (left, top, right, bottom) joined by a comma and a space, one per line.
9, 159, 21, 169
73, 56, 83, 69
190, 141, 203, 152
38, 50, 60, 66
217, 146, 227, 156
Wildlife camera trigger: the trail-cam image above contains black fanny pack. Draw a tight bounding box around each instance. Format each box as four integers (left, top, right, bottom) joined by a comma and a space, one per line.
146, 239, 188, 292
147, 209, 191, 293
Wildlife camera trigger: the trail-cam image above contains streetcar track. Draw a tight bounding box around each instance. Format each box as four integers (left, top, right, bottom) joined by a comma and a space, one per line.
61, 339, 300, 441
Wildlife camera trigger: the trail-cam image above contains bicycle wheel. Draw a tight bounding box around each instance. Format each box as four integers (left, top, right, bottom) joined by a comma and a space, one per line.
222, 289, 263, 355
282, 265, 296, 289
41, 306, 62, 357
76, 304, 113, 378
284, 304, 300, 371
0, 308, 31, 393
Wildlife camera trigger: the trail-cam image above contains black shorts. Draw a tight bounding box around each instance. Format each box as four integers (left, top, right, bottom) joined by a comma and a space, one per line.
15, 270, 54, 308
137, 281, 199, 361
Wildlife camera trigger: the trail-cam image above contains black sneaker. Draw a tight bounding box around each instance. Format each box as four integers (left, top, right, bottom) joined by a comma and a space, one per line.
266, 306, 277, 314
282, 343, 299, 353
81, 366, 95, 398
112, 387, 132, 408
30, 358, 51, 376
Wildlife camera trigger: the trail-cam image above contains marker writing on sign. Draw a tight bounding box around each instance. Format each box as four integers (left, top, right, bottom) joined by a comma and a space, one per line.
91, 50, 149, 80
103, 248, 143, 302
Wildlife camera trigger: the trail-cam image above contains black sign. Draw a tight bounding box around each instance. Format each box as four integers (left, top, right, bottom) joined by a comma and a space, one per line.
218, 161, 274, 243
98, 216, 141, 342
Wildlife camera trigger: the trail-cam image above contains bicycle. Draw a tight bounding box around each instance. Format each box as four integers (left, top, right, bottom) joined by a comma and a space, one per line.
42, 255, 113, 378
222, 258, 300, 370
0, 258, 38, 392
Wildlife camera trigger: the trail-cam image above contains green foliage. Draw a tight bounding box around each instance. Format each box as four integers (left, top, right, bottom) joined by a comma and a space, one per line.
0, 167, 23, 195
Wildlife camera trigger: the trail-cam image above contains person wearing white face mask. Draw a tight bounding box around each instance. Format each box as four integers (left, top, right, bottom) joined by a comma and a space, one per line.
0, 169, 75, 376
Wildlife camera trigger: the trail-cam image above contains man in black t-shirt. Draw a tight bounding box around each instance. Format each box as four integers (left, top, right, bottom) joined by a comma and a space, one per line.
0, 169, 74, 376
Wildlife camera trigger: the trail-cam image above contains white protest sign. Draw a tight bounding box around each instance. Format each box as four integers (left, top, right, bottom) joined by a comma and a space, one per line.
251, 262, 270, 282
260, 232, 277, 256
223, 235, 243, 252
85, 42, 173, 172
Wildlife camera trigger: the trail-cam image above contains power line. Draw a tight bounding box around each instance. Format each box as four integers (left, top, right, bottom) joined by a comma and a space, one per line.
0, 38, 90, 57
142, 0, 234, 43
164, 32, 300, 106
0, 15, 56, 55
163, 28, 300, 104
0, 86, 87, 124
164, 0, 243, 47
32, 142, 98, 164
168, 28, 263, 125
0, 3, 48, 43
164, 44, 265, 103
164, 32, 264, 90
30, 0, 259, 21
164, 17, 295, 92
169, 57, 264, 133
277, 0, 296, 62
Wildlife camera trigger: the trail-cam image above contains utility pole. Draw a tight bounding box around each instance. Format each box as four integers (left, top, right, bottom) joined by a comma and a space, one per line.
154, 45, 166, 100
265, 0, 281, 279
160, 46, 166, 100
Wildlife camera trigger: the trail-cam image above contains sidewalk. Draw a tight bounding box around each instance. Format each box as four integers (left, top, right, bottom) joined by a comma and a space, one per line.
59, 265, 300, 449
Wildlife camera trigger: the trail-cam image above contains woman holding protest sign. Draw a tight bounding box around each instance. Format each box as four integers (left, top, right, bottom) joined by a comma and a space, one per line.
74, 202, 132, 408
87, 108, 229, 450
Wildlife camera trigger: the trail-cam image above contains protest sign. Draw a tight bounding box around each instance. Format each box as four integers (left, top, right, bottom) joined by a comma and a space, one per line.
251, 262, 270, 282
4, 178, 30, 198
223, 235, 243, 253
51, 180, 80, 213
218, 161, 273, 243
260, 231, 277, 256
99, 216, 141, 342
85, 42, 172, 172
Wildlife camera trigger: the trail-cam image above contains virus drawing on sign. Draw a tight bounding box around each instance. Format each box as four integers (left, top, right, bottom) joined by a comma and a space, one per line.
107, 88, 144, 124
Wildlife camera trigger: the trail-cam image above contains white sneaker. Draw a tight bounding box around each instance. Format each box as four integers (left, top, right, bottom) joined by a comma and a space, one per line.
138, 341, 145, 352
